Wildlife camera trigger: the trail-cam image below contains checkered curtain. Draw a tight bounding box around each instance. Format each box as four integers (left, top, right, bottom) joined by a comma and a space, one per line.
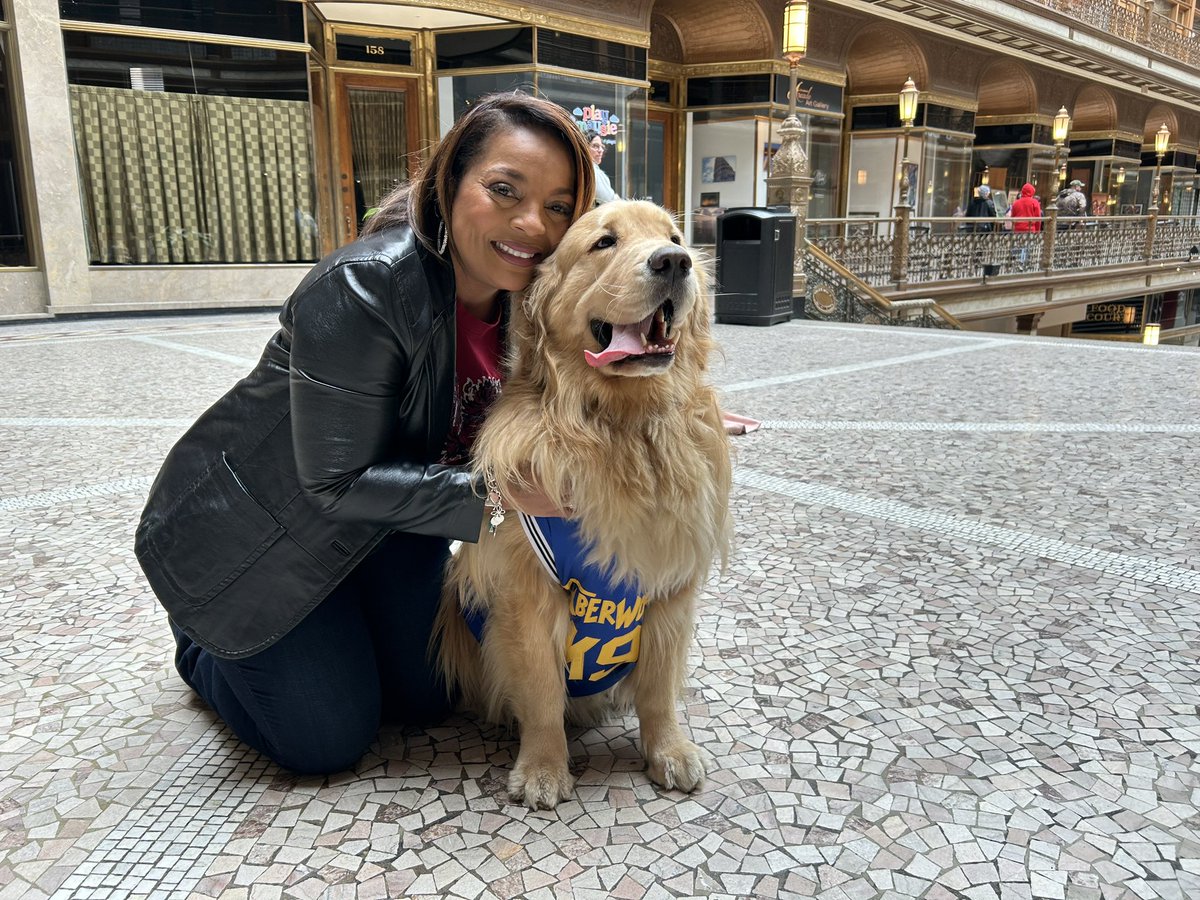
348, 88, 408, 212
70, 86, 319, 264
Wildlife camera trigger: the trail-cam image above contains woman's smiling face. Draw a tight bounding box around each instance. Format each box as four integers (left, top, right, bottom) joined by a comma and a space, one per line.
449, 126, 576, 314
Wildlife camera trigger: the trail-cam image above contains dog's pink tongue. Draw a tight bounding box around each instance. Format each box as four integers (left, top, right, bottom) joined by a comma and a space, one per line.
585, 314, 653, 368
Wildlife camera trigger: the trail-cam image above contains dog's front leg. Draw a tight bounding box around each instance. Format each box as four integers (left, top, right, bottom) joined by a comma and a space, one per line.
632, 592, 707, 793
488, 580, 573, 810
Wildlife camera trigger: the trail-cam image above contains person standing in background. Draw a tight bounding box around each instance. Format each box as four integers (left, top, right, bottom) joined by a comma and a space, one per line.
1008, 183, 1043, 232
965, 185, 997, 232
589, 133, 618, 205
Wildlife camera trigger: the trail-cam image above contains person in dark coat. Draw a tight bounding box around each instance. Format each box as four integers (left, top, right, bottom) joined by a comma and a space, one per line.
134, 93, 595, 775
965, 185, 998, 232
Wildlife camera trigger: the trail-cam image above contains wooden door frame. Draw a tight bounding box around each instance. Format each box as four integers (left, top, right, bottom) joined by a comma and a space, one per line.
332, 72, 422, 245
648, 107, 679, 213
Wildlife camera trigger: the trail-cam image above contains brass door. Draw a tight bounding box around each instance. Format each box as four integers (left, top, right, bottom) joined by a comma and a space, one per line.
334, 73, 421, 244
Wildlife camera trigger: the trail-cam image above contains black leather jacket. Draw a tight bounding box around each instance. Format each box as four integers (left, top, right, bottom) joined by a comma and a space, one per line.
135, 225, 485, 659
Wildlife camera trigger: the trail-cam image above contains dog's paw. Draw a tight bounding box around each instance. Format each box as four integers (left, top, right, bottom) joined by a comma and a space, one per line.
647, 740, 708, 793
508, 761, 575, 810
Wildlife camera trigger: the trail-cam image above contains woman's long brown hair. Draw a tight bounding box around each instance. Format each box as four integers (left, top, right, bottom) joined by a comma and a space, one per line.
361, 92, 596, 257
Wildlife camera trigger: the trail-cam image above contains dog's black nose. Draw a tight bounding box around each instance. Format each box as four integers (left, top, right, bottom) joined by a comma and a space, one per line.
648, 245, 692, 277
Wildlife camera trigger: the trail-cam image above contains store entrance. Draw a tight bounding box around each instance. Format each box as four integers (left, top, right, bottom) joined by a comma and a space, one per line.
333, 72, 421, 243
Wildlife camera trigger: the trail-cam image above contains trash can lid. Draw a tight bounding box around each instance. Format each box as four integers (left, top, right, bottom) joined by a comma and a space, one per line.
718, 207, 796, 222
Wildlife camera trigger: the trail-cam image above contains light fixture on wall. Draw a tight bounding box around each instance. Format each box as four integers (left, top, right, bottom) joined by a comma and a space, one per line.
980, 166, 990, 188
1116, 166, 1126, 187
856, 169, 868, 185
1151, 122, 1170, 212
896, 76, 919, 209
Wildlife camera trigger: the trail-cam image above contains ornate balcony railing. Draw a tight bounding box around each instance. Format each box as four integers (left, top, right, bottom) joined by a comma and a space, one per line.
1050, 216, 1150, 269
802, 242, 962, 329
1154, 216, 1200, 258
807, 214, 1200, 287
1025, 0, 1200, 66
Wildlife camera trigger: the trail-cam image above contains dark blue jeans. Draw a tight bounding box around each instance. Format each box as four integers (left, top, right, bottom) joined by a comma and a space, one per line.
172, 532, 454, 775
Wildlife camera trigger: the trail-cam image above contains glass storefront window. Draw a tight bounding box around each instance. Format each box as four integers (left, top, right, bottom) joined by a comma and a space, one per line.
64, 32, 317, 265
436, 28, 533, 70
435, 72, 535, 135
972, 148, 1032, 201
537, 71, 647, 201
806, 115, 841, 219
687, 111, 763, 244
0, 35, 29, 266
58, 0, 303, 43
846, 133, 911, 220
919, 132, 971, 218
846, 130, 969, 219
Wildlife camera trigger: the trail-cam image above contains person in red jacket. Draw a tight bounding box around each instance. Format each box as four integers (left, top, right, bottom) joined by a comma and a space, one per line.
1008, 183, 1043, 232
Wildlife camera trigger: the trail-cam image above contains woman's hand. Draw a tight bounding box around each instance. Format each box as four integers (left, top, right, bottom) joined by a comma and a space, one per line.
486, 465, 573, 519
502, 479, 574, 518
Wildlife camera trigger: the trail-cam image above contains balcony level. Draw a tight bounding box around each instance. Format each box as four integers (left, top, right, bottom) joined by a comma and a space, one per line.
800, 210, 1200, 341
830, 0, 1200, 110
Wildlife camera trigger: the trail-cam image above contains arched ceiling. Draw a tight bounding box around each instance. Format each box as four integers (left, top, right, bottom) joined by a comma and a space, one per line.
845, 25, 928, 96
976, 60, 1037, 116
1143, 104, 1181, 142
650, 0, 774, 64
1071, 85, 1117, 130
650, 13, 685, 64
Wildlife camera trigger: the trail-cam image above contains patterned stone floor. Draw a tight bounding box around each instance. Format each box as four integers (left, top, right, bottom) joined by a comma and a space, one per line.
2, 312, 1198, 900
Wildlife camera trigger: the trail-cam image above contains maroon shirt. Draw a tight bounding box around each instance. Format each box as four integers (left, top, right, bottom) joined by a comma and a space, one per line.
440, 300, 503, 465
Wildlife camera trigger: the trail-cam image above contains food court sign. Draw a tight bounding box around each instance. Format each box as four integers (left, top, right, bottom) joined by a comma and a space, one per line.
574, 104, 620, 139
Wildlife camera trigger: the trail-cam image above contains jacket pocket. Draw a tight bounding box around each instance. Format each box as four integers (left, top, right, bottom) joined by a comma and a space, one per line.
141, 452, 285, 607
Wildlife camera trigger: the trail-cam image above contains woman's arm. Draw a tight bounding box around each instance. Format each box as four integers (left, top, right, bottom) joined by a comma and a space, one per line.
289, 257, 486, 542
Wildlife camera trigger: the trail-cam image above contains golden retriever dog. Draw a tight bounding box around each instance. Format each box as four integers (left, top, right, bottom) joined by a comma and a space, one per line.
434, 200, 732, 810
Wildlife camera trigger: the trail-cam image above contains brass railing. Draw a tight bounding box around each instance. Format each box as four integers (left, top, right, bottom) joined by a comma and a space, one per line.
807, 214, 1200, 287
1025, 0, 1200, 65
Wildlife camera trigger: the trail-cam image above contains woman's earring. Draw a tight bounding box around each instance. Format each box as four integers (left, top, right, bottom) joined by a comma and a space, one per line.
437, 220, 448, 255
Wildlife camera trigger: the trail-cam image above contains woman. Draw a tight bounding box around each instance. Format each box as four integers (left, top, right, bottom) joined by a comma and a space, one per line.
135, 93, 595, 775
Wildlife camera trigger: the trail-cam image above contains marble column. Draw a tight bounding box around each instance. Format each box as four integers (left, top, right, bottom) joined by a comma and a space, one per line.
9, 0, 92, 313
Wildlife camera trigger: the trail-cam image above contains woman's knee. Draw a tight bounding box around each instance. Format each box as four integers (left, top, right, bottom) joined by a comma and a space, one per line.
263, 703, 380, 776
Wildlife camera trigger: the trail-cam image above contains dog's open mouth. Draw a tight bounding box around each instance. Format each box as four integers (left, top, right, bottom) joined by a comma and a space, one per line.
584, 300, 676, 368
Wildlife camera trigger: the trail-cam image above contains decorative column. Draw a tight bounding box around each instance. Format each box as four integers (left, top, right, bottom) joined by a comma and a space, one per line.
1039, 207, 1058, 271
9, 0, 92, 313
767, 0, 810, 306
766, 114, 812, 303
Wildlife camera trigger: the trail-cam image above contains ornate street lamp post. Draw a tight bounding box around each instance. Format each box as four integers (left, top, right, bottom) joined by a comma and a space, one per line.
889, 77, 919, 283
765, 0, 812, 306
1143, 126, 1171, 345
896, 77, 920, 210
1048, 105, 1071, 211
1151, 122, 1170, 212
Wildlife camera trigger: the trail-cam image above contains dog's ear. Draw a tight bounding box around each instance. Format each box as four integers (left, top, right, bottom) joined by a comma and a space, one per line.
679, 247, 716, 371
507, 254, 561, 381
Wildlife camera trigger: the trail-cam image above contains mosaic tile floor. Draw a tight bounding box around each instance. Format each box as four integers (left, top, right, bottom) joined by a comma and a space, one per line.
2, 312, 1198, 900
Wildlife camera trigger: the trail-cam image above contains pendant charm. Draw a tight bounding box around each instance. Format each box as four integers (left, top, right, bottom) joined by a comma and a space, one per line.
489, 511, 505, 534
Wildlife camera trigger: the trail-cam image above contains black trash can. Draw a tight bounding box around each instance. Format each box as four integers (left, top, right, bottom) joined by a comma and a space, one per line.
714, 208, 796, 325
